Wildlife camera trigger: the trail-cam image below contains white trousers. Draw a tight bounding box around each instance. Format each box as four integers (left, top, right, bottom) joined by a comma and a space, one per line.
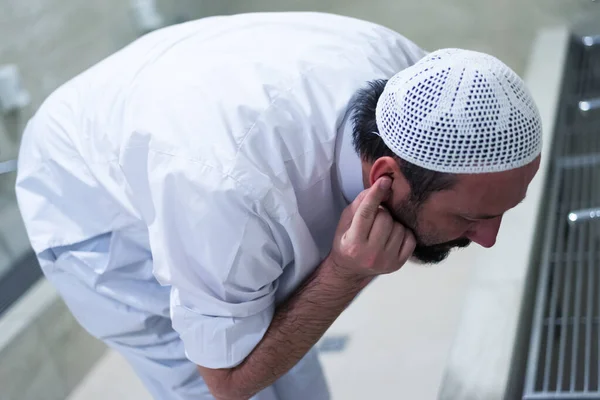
37, 231, 330, 400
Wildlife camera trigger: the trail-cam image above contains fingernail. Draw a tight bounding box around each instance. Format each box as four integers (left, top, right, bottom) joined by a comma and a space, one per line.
380, 177, 392, 190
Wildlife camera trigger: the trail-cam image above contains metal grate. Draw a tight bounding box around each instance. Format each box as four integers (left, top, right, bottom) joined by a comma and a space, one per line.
524, 36, 600, 399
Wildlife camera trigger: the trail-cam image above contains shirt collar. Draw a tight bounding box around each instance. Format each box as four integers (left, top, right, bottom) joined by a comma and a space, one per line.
335, 112, 364, 204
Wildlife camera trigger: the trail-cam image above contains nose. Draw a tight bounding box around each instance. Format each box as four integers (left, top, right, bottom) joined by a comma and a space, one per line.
466, 216, 503, 248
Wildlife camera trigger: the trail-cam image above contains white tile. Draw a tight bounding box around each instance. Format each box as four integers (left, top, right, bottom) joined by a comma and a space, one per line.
0, 320, 65, 400
320, 247, 482, 399
0, 280, 56, 350
67, 350, 152, 400
36, 301, 107, 392
20, 360, 67, 400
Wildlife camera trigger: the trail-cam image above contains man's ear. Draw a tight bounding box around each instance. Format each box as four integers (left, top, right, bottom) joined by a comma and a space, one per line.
369, 156, 400, 186
369, 156, 410, 200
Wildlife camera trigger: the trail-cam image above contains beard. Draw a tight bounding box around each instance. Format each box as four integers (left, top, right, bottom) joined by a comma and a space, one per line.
391, 199, 471, 265
411, 237, 471, 264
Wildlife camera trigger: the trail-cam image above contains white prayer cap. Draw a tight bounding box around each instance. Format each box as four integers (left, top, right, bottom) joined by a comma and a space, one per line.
375, 48, 542, 174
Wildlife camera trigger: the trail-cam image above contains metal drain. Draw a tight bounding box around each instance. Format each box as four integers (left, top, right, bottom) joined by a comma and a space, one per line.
523, 35, 600, 399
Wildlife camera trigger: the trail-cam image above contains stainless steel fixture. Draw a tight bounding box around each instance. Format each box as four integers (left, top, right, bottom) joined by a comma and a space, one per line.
569, 207, 600, 223
579, 98, 600, 114
582, 35, 600, 48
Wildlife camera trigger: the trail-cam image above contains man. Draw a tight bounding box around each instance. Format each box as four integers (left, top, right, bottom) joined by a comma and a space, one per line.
15, 11, 542, 400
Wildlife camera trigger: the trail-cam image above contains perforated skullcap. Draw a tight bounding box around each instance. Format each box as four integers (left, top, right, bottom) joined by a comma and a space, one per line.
375, 48, 542, 174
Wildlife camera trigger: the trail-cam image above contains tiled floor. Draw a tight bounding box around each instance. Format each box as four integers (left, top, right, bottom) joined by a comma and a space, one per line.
68, 246, 485, 400
321, 249, 485, 399
177, 0, 594, 76
67, 350, 151, 400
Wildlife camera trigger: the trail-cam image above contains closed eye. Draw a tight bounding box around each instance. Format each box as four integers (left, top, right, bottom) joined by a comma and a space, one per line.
460, 213, 502, 222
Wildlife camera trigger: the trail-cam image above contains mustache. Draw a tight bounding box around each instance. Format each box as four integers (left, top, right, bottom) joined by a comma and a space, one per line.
427, 237, 472, 249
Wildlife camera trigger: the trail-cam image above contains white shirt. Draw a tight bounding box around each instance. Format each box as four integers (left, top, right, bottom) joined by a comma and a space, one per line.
16, 11, 426, 392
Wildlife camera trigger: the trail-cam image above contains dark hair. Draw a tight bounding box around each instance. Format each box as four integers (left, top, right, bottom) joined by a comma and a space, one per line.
350, 79, 456, 203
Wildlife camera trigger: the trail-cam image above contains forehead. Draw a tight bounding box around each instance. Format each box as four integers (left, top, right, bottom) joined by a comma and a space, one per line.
433, 158, 540, 215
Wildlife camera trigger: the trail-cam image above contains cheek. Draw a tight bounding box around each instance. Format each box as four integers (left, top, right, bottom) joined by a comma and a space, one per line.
418, 196, 471, 241
417, 212, 471, 244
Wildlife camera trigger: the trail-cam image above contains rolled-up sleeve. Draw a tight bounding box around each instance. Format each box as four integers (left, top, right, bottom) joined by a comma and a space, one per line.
129, 148, 284, 369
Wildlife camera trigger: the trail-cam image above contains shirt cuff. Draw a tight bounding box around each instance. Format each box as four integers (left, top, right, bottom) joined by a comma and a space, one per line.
172, 302, 275, 369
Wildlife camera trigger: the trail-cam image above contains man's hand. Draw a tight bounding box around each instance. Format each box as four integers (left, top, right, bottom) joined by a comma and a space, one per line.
329, 176, 416, 278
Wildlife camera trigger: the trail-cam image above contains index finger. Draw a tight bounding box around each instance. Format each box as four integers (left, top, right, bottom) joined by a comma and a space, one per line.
348, 177, 392, 240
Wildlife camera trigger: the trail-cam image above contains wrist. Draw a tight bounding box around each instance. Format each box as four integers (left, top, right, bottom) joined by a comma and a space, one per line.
322, 255, 373, 289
